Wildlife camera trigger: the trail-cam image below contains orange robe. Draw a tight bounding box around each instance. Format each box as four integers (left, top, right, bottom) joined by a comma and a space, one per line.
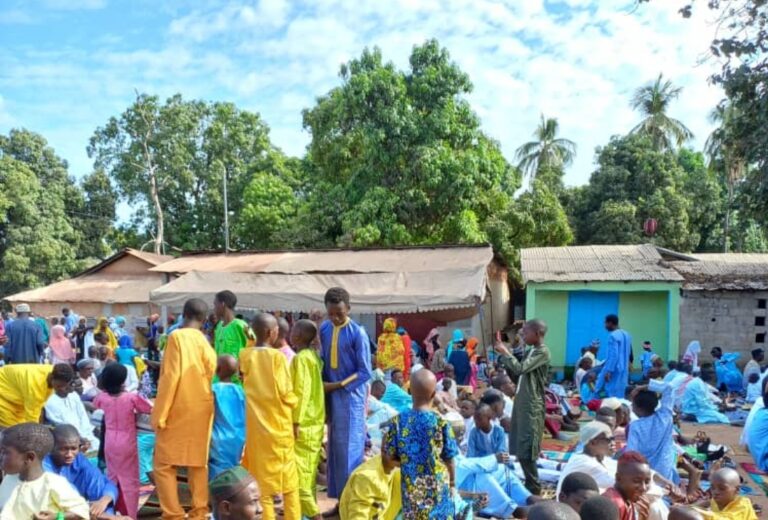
152, 328, 217, 466
239, 346, 299, 496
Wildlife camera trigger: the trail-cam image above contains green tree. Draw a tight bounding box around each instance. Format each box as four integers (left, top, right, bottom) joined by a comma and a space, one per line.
589, 201, 642, 245
236, 171, 298, 249
515, 115, 576, 186
677, 148, 725, 251
301, 40, 521, 255
629, 74, 693, 150
75, 169, 117, 260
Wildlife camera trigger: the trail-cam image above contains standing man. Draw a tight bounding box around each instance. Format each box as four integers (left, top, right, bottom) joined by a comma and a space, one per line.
62, 308, 78, 335
5, 304, 45, 364
213, 290, 251, 359
320, 287, 372, 514
494, 319, 551, 495
595, 314, 632, 399
152, 298, 218, 519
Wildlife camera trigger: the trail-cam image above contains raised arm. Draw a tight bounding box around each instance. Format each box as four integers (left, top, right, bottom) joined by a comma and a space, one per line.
498, 346, 550, 377
648, 379, 673, 416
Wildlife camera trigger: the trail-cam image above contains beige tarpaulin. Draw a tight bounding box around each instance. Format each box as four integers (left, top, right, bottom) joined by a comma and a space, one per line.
149, 267, 489, 314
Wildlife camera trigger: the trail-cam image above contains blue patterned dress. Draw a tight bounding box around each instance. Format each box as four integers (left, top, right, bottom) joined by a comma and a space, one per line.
383, 409, 459, 519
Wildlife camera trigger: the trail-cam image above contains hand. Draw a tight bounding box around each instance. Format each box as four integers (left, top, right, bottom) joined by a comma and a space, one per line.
604, 371, 612, 382
80, 439, 91, 453
496, 452, 510, 464
33, 512, 55, 520
666, 484, 687, 503
635, 494, 651, 520
494, 341, 511, 357
90, 496, 113, 517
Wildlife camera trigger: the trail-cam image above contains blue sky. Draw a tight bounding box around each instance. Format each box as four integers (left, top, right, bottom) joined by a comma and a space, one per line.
0, 0, 724, 189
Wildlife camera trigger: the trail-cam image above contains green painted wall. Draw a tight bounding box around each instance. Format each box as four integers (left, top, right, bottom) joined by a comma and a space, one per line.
526, 281, 681, 368
619, 292, 669, 362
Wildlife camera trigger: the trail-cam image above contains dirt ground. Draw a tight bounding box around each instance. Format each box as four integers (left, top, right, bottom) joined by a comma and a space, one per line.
679, 422, 767, 512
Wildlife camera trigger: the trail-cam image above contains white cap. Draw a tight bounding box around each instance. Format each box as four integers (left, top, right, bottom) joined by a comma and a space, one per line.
15, 303, 30, 313
580, 420, 613, 446
601, 397, 622, 411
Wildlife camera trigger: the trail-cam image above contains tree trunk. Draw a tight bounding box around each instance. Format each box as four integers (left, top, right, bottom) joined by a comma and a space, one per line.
150, 171, 164, 255
724, 180, 733, 253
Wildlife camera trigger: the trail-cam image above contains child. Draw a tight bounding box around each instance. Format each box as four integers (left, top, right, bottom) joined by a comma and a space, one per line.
277, 317, 296, 363
580, 371, 598, 404
574, 356, 593, 389
481, 389, 508, 430
240, 313, 299, 520
43, 424, 118, 517
391, 368, 405, 388
627, 380, 677, 482
493, 319, 551, 495
641, 341, 655, 378
579, 496, 620, 520
43, 367, 100, 452
210, 354, 247, 479
209, 466, 260, 520
290, 319, 324, 520
0, 422, 89, 519
467, 403, 508, 460
558, 472, 600, 514
694, 467, 757, 519
602, 451, 651, 520
93, 362, 153, 519
115, 335, 138, 368
746, 372, 762, 404
382, 368, 458, 518
458, 399, 476, 450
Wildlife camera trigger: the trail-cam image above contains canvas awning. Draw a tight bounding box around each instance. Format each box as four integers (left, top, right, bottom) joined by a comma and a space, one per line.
149, 267, 489, 314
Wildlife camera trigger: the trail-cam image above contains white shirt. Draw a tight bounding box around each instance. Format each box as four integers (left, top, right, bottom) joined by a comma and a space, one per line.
0, 474, 19, 510
556, 454, 617, 495
503, 395, 514, 418
44, 393, 100, 451
0, 472, 89, 520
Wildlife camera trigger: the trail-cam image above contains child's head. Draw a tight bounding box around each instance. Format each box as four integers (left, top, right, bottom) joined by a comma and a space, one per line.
480, 389, 505, 419
94, 332, 107, 346
216, 355, 238, 382
48, 363, 75, 398
1, 423, 53, 478
643, 341, 652, 351
750, 372, 761, 385
209, 466, 260, 520
522, 319, 547, 346
528, 501, 579, 520
410, 368, 437, 405
184, 297, 208, 324
578, 357, 594, 371
391, 369, 404, 388
443, 363, 456, 380
371, 380, 386, 400
290, 319, 317, 349
324, 287, 351, 327
441, 377, 454, 393
97, 346, 109, 361
615, 451, 651, 503
251, 313, 279, 347
459, 399, 476, 419
491, 374, 516, 398
100, 362, 128, 395
88, 345, 99, 359
632, 388, 659, 418
50, 424, 81, 467
668, 360, 678, 371
558, 471, 600, 513
277, 317, 291, 346
473, 403, 495, 434
709, 467, 741, 510
753, 348, 765, 363
710, 346, 723, 359
578, 496, 619, 520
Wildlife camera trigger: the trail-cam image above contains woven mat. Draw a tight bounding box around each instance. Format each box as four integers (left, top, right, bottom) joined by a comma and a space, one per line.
740, 462, 768, 497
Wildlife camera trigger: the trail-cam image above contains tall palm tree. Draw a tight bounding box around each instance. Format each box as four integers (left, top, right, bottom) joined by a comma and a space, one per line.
630, 74, 693, 150
705, 104, 747, 252
515, 115, 576, 180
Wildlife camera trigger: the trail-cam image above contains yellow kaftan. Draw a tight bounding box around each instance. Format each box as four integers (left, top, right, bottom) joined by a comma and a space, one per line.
339, 456, 401, 520
240, 346, 299, 496
0, 364, 53, 427
152, 328, 217, 467
695, 497, 758, 520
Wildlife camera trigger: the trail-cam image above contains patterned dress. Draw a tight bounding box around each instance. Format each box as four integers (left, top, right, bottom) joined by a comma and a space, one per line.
383, 409, 459, 519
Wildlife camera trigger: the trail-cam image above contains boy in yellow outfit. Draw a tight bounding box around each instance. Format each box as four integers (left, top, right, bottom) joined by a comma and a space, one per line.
290, 319, 325, 520
240, 313, 299, 520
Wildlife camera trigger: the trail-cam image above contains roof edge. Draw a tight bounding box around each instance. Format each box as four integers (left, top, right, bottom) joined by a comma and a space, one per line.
174, 243, 493, 257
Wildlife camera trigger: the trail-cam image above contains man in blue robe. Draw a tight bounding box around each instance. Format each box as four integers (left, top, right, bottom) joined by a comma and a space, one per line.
44, 424, 119, 516
457, 453, 534, 518
749, 384, 768, 472
320, 287, 372, 508
595, 314, 632, 398
711, 347, 743, 392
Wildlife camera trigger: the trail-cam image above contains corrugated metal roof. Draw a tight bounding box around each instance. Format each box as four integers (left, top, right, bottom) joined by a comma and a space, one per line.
150, 246, 495, 275
669, 253, 768, 290
521, 244, 683, 284
5, 275, 165, 304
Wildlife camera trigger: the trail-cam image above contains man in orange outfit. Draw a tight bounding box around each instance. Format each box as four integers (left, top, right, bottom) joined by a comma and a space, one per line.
152, 298, 218, 519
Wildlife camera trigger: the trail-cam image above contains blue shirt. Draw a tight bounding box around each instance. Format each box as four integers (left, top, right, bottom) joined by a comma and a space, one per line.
63, 314, 79, 334
641, 350, 654, 378
627, 379, 678, 482
5, 318, 45, 364
749, 407, 768, 472
43, 452, 118, 511
596, 329, 632, 398
115, 347, 138, 366
467, 424, 507, 458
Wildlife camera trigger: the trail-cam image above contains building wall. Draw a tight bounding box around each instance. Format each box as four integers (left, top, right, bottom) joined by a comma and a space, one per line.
680, 290, 768, 367
526, 281, 680, 369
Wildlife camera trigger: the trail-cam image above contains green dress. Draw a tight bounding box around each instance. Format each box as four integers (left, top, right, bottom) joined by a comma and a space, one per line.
499, 344, 551, 460
214, 319, 251, 358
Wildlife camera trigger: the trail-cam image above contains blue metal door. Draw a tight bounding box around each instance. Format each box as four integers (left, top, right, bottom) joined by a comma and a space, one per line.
566, 291, 619, 365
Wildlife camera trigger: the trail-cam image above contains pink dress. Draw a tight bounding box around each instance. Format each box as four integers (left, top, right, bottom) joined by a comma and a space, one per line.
93, 392, 153, 519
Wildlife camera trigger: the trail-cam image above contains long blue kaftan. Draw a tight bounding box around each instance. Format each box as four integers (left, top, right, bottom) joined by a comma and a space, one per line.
43, 453, 118, 514
627, 379, 678, 483
682, 377, 730, 424
321, 319, 372, 498
595, 329, 632, 398
641, 350, 654, 378
209, 382, 246, 480
382, 382, 412, 413
714, 353, 743, 392
748, 407, 768, 472
467, 425, 507, 458
456, 454, 530, 519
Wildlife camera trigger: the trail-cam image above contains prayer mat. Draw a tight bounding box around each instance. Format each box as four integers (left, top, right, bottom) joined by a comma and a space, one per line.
739, 462, 768, 497
541, 450, 572, 462
541, 438, 577, 452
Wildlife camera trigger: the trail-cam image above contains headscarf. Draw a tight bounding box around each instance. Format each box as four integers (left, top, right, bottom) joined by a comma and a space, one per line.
580, 420, 613, 446
95, 317, 118, 350
376, 318, 405, 372
424, 328, 441, 362
466, 337, 479, 361
446, 329, 465, 359
682, 341, 701, 370
118, 335, 134, 349
49, 324, 75, 363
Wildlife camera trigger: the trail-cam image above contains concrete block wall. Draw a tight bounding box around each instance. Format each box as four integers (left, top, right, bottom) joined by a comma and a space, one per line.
679, 290, 768, 367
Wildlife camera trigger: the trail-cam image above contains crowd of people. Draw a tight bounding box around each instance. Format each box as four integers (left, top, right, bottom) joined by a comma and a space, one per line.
0, 294, 762, 519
